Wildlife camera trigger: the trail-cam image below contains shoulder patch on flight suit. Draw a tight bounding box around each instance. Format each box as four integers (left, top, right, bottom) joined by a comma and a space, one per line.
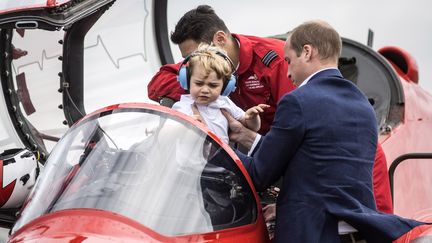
261, 50, 278, 67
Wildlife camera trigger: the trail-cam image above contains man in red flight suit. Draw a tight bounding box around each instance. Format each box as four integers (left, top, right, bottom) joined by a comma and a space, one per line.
147, 4, 295, 134
147, 4, 393, 215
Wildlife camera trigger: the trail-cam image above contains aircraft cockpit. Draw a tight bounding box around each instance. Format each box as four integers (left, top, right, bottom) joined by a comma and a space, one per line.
11, 104, 259, 238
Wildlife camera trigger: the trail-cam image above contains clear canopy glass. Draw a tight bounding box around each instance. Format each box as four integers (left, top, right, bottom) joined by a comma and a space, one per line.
12, 105, 256, 236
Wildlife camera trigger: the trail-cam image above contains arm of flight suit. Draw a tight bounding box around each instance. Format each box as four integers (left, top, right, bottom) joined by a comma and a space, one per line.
147, 63, 185, 102
268, 60, 295, 103
240, 94, 305, 191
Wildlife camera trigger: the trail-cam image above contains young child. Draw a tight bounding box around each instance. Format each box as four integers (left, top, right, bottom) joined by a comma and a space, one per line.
172, 44, 268, 144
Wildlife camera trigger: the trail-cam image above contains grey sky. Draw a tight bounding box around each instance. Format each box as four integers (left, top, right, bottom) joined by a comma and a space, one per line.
168, 1, 432, 94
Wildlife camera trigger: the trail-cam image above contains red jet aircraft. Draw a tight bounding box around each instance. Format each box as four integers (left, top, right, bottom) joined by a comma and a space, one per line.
0, 0, 431, 242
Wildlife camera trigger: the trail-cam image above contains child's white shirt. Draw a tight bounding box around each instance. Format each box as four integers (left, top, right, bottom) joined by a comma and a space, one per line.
172, 95, 245, 143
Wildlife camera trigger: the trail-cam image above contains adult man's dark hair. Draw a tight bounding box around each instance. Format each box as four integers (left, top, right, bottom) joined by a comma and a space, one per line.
170, 5, 230, 44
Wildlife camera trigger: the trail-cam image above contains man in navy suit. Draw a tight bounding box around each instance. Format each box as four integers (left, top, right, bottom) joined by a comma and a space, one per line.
223, 20, 424, 243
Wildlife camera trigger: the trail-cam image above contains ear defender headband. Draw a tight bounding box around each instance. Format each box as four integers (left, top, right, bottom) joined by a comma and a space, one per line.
177, 51, 237, 96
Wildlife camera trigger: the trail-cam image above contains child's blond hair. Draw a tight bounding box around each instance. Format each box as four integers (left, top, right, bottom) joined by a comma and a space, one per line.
188, 43, 234, 85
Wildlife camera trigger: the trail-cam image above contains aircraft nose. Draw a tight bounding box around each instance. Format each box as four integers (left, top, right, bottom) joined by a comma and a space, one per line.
8, 209, 169, 243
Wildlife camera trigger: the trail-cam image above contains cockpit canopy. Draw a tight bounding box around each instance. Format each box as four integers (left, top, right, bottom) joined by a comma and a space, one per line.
339, 38, 404, 131
12, 104, 257, 236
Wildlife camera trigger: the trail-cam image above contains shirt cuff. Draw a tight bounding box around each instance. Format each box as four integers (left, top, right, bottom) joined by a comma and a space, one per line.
248, 134, 262, 156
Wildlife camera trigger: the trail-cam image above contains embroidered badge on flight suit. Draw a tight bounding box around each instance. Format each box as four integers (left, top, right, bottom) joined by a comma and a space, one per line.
244, 74, 264, 90
261, 50, 278, 67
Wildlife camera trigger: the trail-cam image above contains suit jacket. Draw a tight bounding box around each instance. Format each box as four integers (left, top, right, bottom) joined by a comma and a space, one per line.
237, 69, 423, 243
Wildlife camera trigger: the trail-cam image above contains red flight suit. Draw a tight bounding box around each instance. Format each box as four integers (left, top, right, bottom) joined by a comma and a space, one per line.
373, 143, 393, 214
147, 33, 295, 134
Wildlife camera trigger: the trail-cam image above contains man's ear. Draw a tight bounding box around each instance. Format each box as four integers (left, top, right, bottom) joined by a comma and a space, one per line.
212, 31, 228, 47
303, 44, 313, 60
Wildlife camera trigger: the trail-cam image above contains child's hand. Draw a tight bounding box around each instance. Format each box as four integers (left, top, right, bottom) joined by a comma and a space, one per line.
191, 103, 206, 125
244, 104, 270, 120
